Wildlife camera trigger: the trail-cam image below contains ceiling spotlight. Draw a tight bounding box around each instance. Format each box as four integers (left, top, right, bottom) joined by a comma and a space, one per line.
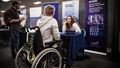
2, 0, 10, 2
33, 1, 41, 5
1, 11, 5, 13
20, 5, 26, 8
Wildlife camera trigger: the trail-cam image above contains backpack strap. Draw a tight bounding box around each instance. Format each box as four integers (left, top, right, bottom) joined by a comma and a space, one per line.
39, 18, 52, 28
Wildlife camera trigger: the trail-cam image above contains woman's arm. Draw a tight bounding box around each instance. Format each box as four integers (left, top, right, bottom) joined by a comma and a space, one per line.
62, 21, 67, 32
51, 19, 60, 40
62, 24, 66, 32
73, 23, 81, 33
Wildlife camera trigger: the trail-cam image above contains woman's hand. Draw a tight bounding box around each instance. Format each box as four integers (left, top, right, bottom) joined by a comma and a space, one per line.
65, 22, 70, 27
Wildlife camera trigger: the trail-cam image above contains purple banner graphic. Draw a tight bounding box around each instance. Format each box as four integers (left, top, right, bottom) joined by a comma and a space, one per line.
85, 0, 107, 52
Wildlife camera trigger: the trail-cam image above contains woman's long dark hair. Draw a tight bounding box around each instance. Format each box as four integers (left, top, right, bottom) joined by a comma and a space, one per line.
65, 15, 76, 29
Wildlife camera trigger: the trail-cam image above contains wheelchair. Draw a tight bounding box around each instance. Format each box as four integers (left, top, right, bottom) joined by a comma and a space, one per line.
15, 26, 64, 68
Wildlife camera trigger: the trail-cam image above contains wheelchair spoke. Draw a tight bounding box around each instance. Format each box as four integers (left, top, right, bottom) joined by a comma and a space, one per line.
47, 53, 60, 67
36, 52, 60, 68
16, 51, 31, 68
49, 52, 54, 61
49, 56, 58, 65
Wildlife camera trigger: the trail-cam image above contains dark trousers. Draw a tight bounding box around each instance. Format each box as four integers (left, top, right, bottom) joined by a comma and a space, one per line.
10, 30, 19, 58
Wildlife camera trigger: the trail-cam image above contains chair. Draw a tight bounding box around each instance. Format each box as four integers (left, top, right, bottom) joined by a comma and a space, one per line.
81, 29, 86, 37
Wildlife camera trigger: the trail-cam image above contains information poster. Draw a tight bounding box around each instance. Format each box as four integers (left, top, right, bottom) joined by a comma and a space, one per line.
62, 1, 79, 24
29, 7, 42, 27
85, 0, 107, 52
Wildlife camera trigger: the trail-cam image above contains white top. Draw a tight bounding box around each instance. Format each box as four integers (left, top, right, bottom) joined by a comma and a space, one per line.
62, 22, 81, 33
19, 14, 26, 27
36, 15, 60, 44
0, 17, 5, 26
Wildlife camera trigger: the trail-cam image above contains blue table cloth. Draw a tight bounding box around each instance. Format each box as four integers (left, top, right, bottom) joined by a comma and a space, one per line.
60, 32, 87, 66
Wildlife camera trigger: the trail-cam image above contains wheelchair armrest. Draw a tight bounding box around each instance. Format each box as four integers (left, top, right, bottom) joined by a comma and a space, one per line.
30, 26, 40, 30
45, 39, 63, 46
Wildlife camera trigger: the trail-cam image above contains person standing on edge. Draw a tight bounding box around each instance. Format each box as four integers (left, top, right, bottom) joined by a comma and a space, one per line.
4, 0, 25, 59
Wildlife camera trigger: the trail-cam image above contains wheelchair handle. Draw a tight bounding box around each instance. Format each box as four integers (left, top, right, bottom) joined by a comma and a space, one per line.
19, 27, 29, 32
21, 26, 40, 32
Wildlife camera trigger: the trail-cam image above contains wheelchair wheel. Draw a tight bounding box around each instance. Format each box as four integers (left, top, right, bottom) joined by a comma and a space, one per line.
31, 48, 62, 68
15, 45, 35, 68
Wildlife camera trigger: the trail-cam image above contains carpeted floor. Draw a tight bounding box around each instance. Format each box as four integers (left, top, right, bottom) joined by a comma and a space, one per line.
0, 47, 120, 68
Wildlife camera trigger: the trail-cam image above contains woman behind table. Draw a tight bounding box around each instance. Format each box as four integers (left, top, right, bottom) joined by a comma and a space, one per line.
62, 15, 81, 33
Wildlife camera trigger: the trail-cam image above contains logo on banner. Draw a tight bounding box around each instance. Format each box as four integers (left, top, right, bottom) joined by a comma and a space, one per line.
89, 0, 98, 3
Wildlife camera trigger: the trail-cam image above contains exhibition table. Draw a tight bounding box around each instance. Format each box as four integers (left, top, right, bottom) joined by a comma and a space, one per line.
60, 31, 87, 66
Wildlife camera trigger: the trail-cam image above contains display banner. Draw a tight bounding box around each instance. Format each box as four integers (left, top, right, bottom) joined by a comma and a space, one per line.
29, 7, 42, 27
62, 1, 79, 24
43, 2, 59, 21
85, 0, 107, 52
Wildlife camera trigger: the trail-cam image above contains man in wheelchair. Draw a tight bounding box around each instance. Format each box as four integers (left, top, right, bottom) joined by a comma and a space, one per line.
36, 5, 60, 48
15, 5, 64, 68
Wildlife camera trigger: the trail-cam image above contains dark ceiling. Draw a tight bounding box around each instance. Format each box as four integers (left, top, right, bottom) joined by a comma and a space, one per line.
0, 0, 84, 11
0, 0, 75, 11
